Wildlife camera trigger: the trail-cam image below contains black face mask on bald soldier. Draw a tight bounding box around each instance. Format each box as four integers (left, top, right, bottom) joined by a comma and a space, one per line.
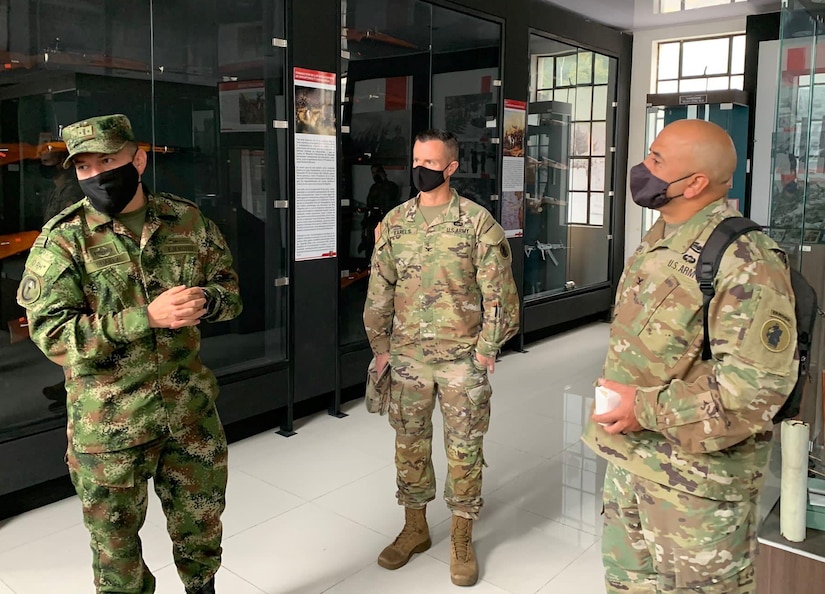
629, 163, 694, 210
79, 162, 140, 215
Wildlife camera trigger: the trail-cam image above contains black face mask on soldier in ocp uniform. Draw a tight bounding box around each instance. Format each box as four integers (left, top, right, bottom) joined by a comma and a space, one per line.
412, 165, 449, 193
629, 162, 694, 210
78, 161, 140, 215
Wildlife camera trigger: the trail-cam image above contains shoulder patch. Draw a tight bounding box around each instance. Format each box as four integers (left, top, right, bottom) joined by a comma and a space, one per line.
479, 221, 505, 246
761, 318, 792, 353
17, 273, 43, 306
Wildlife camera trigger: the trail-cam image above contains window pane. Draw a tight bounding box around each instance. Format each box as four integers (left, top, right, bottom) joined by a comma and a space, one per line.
571, 124, 591, 156
538, 56, 555, 90
570, 158, 589, 190
707, 76, 730, 91
730, 75, 744, 90
575, 87, 592, 120
592, 86, 609, 120
589, 193, 604, 226
679, 78, 710, 92
686, 0, 739, 8
557, 54, 577, 86
657, 80, 678, 93
660, 0, 682, 13
731, 35, 745, 75
658, 42, 680, 81
682, 38, 730, 77
553, 89, 570, 103
537, 90, 553, 102
591, 158, 606, 191
577, 51, 593, 85
591, 122, 607, 156
594, 53, 610, 85
569, 192, 589, 224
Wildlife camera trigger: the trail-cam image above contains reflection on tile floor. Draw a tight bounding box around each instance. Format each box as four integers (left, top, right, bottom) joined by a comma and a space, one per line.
0, 323, 612, 594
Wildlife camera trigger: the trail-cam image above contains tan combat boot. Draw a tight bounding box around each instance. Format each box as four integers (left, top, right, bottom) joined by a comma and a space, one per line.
377, 507, 431, 570
450, 515, 478, 586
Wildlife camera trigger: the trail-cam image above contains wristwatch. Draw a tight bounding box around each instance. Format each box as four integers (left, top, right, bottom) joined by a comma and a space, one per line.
200, 287, 214, 317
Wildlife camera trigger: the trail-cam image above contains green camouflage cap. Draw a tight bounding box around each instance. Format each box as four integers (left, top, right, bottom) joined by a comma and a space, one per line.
61, 114, 136, 168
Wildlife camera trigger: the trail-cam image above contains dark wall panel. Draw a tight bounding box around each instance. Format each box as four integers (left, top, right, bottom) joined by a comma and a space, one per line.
744, 12, 780, 217
290, 0, 341, 403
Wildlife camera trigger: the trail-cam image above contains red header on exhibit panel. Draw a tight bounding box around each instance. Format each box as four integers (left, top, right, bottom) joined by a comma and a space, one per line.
504, 99, 527, 111
294, 67, 336, 89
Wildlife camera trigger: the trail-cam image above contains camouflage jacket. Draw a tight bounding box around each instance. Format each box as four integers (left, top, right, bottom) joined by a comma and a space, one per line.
582, 200, 798, 501
17, 190, 242, 454
364, 189, 519, 363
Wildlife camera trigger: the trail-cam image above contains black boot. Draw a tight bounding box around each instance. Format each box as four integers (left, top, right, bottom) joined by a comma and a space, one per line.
187, 578, 215, 594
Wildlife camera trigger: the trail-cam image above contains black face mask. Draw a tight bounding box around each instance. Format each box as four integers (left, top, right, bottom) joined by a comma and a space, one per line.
79, 161, 140, 215
629, 163, 694, 209
373, 175, 383, 183
412, 165, 449, 193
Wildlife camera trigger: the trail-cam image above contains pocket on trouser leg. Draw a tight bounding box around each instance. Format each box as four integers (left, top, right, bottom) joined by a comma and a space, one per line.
669, 518, 755, 593
387, 367, 407, 433
68, 448, 151, 592
465, 381, 492, 438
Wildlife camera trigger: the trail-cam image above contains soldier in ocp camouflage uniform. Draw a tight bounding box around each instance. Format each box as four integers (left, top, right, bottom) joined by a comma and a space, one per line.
17, 114, 242, 594
364, 129, 519, 587
583, 120, 798, 593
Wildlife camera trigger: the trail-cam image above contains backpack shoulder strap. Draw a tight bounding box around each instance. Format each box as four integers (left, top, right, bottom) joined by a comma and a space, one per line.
697, 217, 763, 361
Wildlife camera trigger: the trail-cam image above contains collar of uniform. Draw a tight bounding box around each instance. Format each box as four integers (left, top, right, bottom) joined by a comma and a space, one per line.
650, 199, 729, 255
83, 184, 175, 231
405, 188, 461, 224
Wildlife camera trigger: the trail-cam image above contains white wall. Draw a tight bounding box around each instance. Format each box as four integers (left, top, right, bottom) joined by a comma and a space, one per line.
625, 17, 748, 260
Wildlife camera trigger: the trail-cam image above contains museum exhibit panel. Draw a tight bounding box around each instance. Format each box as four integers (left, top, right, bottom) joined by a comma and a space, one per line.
756, 1, 825, 589
0, 0, 631, 517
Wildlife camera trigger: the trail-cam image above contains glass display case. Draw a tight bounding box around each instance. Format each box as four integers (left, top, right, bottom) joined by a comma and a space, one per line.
338, 0, 502, 348
767, 0, 825, 437
642, 90, 749, 233
524, 101, 572, 297
0, 0, 289, 447
525, 35, 617, 302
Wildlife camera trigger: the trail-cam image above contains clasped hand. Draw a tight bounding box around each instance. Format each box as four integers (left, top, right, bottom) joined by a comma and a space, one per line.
147, 285, 207, 329
591, 379, 644, 435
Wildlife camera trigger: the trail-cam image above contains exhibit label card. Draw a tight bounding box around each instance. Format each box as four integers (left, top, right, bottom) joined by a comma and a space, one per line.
294, 67, 337, 261
502, 99, 526, 238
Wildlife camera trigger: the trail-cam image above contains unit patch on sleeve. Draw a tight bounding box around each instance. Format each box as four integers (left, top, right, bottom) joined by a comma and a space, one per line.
761, 318, 792, 353
18, 273, 42, 306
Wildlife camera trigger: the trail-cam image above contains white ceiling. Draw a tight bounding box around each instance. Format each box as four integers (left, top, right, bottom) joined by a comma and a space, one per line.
542, 0, 780, 32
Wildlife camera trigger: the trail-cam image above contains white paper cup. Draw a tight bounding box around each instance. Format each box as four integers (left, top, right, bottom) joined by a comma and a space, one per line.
595, 385, 621, 426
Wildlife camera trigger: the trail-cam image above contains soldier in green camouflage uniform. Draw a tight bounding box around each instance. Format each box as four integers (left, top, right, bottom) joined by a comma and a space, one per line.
17, 114, 242, 594
583, 120, 798, 593
364, 129, 519, 587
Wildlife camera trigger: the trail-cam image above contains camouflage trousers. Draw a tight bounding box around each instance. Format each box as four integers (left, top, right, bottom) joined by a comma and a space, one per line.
601, 463, 758, 593
67, 407, 228, 594
388, 353, 491, 519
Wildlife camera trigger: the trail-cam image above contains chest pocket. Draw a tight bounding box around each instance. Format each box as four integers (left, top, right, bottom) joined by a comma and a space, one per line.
633, 275, 702, 370
389, 227, 421, 275
83, 242, 134, 314
160, 238, 200, 286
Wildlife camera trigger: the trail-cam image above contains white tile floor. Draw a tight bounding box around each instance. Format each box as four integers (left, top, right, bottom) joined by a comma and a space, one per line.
0, 323, 613, 594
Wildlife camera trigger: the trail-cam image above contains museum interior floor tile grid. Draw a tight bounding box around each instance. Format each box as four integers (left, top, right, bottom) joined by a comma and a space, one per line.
0, 322, 625, 593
